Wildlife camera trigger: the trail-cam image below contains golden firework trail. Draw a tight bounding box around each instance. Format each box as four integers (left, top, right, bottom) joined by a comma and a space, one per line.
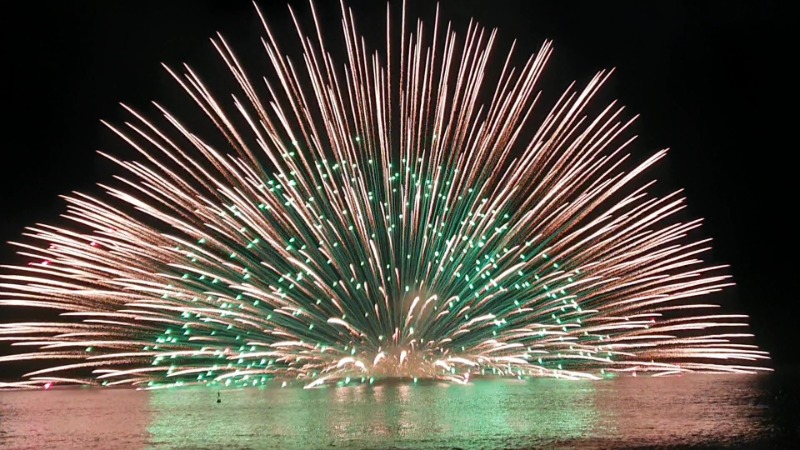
0, 2, 769, 389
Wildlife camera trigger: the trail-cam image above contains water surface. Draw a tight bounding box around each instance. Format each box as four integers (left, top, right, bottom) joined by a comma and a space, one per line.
1, 373, 797, 449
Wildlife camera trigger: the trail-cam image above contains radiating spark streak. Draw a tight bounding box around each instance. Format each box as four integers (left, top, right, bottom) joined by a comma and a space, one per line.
0, 1, 769, 390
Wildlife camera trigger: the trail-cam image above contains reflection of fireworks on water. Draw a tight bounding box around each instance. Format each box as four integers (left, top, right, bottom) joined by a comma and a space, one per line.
0, 2, 769, 389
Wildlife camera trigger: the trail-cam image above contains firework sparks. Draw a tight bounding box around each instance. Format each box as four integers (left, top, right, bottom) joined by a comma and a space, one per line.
0, 2, 769, 389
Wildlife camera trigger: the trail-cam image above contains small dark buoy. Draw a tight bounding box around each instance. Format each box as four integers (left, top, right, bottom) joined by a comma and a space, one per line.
217, 391, 221, 403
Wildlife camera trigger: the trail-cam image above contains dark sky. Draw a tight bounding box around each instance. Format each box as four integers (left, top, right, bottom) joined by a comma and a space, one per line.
1, 1, 795, 366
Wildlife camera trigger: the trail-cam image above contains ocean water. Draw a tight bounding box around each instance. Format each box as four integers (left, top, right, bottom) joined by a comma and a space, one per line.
1, 372, 797, 449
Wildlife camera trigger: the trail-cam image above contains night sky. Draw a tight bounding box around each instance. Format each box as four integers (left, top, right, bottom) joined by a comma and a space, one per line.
1, 1, 795, 369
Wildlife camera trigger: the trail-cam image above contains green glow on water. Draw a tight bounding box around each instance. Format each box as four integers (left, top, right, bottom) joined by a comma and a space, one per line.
144, 379, 603, 449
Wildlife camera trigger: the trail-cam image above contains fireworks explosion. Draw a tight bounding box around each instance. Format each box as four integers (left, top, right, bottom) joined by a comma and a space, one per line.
0, 2, 769, 390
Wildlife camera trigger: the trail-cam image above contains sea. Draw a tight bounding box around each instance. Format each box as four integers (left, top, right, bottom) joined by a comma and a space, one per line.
1, 370, 798, 449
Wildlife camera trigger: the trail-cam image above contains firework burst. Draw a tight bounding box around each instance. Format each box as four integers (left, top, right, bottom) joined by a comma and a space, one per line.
0, 2, 769, 390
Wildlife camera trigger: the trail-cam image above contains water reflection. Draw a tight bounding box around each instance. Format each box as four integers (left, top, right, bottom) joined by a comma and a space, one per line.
144, 378, 600, 448
0, 388, 151, 449
590, 375, 773, 448
1, 373, 795, 449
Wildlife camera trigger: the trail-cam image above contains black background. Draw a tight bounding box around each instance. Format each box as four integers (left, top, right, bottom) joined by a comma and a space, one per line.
1, 1, 795, 370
